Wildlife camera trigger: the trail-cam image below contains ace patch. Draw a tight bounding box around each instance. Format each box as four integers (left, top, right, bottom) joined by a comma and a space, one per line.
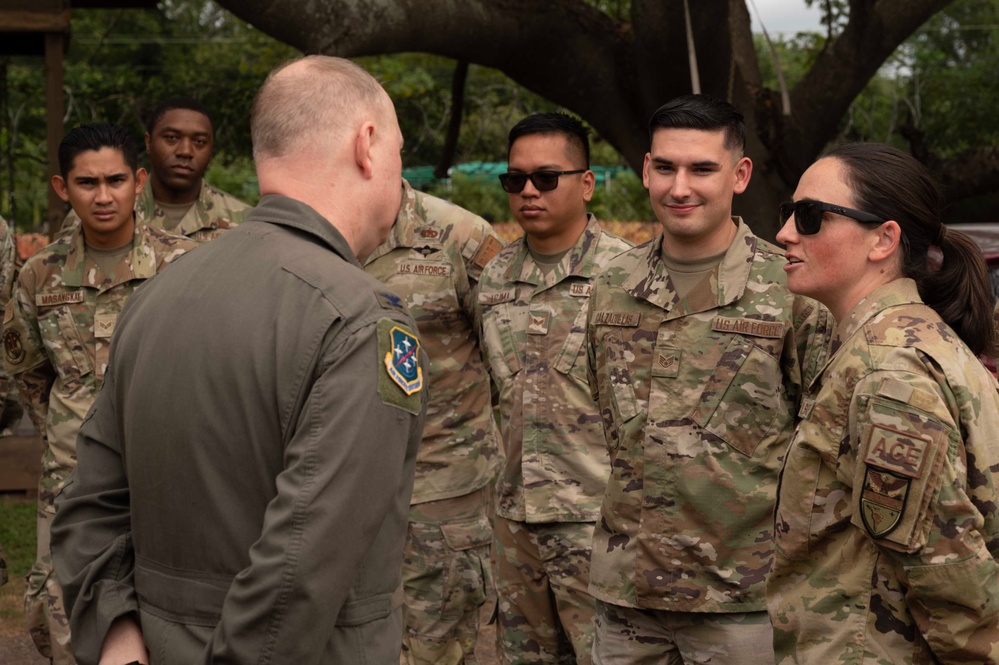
860, 466, 910, 538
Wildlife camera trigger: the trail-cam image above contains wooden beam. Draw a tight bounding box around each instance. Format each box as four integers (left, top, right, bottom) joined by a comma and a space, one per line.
0, 10, 71, 33
45, 31, 64, 239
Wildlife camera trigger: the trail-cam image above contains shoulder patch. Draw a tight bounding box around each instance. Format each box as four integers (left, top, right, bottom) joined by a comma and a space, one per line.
3, 328, 25, 365
863, 424, 930, 479
377, 318, 423, 415
860, 466, 910, 538
471, 235, 504, 270
375, 290, 407, 312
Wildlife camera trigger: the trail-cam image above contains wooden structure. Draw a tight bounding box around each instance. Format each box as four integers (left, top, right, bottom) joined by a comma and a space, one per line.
0, 1, 156, 236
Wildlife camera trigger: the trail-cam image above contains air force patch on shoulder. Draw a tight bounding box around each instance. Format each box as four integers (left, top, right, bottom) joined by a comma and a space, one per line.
384, 325, 423, 395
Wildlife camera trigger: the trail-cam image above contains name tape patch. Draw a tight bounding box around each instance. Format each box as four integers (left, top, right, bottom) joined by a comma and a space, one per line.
36, 291, 85, 307
593, 311, 640, 327
712, 316, 784, 339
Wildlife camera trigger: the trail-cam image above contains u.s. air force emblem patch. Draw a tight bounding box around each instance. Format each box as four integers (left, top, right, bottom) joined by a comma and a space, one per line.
384, 325, 423, 395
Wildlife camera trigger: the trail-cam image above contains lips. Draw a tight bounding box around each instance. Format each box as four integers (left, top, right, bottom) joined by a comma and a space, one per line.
91, 210, 117, 221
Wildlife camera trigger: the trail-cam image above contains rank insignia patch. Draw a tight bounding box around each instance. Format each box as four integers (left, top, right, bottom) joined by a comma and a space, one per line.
860, 466, 910, 538
384, 325, 423, 395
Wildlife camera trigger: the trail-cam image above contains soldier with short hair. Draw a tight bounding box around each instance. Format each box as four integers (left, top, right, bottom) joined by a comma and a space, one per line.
478, 112, 631, 665
60, 97, 248, 244
3, 123, 196, 665
585, 95, 831, 664
363, 180, 504, 664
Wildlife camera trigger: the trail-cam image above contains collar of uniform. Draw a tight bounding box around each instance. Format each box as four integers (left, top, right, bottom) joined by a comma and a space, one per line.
250, 194, 360, 268
623, 217, 754, 312
505, 213, 603, 286
138, 179, 221, 237
62, 214, 156, 288
833, 278, 923, 350
364, 180, 420, 265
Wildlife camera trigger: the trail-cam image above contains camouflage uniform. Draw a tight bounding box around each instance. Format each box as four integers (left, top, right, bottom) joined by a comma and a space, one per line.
2, 220, 195, 664
767, 278, 999, 664
363, 182, 505, 665
60, 180, 248, 244
585, 220, 831, 663
477, 215, 631, 664
0, 214, 15, 588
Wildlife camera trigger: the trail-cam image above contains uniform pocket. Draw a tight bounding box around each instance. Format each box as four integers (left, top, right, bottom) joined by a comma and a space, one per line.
439, 514, 493, 620
693, 335, 782, 456
773, 438, 824, 561
553, 305, 589, 377
38, 306, 93, 384
480, 303, 522, 380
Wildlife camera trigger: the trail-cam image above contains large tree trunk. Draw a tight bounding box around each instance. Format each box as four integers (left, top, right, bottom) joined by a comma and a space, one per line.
218, 0, 959, 240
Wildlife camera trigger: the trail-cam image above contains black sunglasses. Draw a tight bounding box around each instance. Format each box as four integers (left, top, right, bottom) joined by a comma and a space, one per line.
498, 169, 586, 194
779, 200, 886, 236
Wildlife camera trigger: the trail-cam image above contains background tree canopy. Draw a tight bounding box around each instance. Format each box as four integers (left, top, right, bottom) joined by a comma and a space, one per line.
1, 0, 996, 235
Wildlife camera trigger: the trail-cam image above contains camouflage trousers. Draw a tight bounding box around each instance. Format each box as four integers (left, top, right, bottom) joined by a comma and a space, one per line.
402, 487, 494, 665
592, 600, 775, 665
494, 517, 598, 665
26, 478, 76, 665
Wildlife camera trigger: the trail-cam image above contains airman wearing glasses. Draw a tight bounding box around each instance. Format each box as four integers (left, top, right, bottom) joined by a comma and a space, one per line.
584, 95, 832, 665
477, 112, 631, 665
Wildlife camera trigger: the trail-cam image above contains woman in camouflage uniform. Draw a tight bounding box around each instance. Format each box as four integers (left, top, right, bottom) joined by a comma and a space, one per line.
766, 142, 999, 664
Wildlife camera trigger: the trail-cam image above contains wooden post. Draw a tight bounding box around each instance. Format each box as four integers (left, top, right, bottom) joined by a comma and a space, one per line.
44, 31, 64, 239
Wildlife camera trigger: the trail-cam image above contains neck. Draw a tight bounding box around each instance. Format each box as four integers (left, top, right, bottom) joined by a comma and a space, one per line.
151, 175, 201, 206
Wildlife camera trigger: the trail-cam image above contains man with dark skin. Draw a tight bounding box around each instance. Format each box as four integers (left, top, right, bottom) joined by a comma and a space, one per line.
60, 98, 248, 244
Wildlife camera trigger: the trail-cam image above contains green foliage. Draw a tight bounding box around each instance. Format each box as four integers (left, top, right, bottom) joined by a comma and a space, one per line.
761, 0, 999, 159
1, 0, 298, 231
589, 170, 654, 222
360, 54, 562, 169
0, 497, 36, 580
427, 174, 511, 223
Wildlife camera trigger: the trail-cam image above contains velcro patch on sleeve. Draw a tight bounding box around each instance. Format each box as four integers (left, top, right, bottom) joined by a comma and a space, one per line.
863, 424, 930, 479
471, 235, 504, 270
860, 466, 910, 538
377, 318, 423, 415
375, 290, 407, 313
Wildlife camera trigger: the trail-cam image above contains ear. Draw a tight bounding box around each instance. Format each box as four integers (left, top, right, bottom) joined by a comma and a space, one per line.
642, 153, 652, 189
51, 175, 70, 203
581, 169, 596, 202
869, 220, 902, 264
353, 122, 376, 179
134, 168, 148, 197
732, 156, 753, 194
144, 132, 152, 154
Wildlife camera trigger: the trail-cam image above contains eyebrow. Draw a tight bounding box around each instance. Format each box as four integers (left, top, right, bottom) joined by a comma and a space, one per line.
650, 156, 721, 168
509, 164, 563, 172
159, 125, 211, 137
73, 172, 129, 182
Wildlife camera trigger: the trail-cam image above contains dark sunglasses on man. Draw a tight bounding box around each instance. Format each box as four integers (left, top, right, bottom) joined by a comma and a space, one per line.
779, 200, 886, 236
498, 169, 587, 194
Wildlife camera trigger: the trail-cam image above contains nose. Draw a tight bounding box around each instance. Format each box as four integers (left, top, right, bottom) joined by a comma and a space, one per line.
670, 169, 691, 199
95, 183, 113, 204
519, 176, 541, 198
176, 137, 194, 158
775, 214, 798, 246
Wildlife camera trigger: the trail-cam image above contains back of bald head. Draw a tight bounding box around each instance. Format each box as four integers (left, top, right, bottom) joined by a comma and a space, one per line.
251, 55, 388, 161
